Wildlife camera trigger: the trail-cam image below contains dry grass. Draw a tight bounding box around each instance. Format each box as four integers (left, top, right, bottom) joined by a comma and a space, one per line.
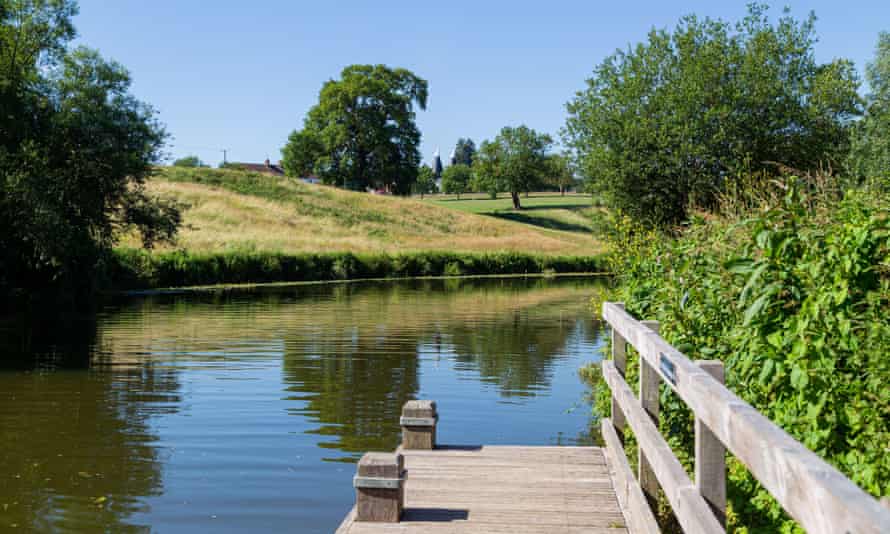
124, 172, 603, 256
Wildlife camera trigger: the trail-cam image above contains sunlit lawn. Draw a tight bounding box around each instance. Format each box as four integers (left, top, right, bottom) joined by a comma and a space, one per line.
424, 192, 601, 235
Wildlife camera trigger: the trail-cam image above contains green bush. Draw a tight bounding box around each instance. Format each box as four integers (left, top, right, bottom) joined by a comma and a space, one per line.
591, 179, 890, 532
106, 250, 605, 290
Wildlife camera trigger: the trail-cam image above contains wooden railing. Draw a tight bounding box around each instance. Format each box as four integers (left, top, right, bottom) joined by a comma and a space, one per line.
600, 302, 890, 534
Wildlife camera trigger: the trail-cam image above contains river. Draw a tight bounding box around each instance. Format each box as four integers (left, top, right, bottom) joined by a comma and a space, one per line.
0, 276, 607, 532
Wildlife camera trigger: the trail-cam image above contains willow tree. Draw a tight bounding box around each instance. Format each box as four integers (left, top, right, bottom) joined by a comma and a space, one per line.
563, 4, 861, 224
282, 64, 428, 194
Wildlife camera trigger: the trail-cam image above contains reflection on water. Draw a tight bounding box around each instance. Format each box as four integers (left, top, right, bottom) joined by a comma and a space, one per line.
0, 277, 606, 532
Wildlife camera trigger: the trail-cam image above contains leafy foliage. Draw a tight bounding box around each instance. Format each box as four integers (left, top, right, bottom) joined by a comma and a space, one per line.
172, 155, 206, 167
452, 138, 476, 166
412, 164, 437, 198
0, 0, 177, 302
849, 32, 890, 187
547, 153, 577, 195
281, 64, 428, 194
110, 249, 604, 289
440, 163, 472, 198
563, 4, 862, 225
475, 125, 553, 209
594, 179, 890, 531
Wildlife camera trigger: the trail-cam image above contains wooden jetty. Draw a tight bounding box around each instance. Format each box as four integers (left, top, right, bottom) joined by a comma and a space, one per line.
336, 303, 890, 533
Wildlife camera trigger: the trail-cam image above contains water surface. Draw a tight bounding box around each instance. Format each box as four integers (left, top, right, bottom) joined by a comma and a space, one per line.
0, 277, 606, 532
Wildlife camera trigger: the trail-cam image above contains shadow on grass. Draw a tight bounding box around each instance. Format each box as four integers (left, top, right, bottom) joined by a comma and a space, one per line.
514, 203, 592, 211
488, 211, 591, 234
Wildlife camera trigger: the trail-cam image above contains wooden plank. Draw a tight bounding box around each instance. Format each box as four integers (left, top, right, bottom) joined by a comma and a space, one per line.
338, 444, 629, 533
638, 320, 661, 510
602, 418, 661, 534
603, 360, 724, 534
611, 302, 628, 444
695, 360, 726, 527
603, 302, 890, 534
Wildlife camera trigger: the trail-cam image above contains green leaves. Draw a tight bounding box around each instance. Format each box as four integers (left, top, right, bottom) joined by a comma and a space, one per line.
475, 126, 553, 209
281, 65, 428, 194
1, 1, 173, 300
600, 180, 890, 530
563, 3, 861, 225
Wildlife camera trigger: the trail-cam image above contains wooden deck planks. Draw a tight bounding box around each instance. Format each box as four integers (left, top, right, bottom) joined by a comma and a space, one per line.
336, 446, 629, 534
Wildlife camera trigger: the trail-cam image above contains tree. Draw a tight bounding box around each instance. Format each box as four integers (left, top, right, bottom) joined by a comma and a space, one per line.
281, 64, 428, 194
475, 126, 553, 209
440, 164, 472, 199
547, 154, 577, 196
0, 0, 178, 302
849, 32, 890, 186
173, 155, 205, 167
413, 164, 437, 199
563, 4, 862, 224
452, 138, 476, 167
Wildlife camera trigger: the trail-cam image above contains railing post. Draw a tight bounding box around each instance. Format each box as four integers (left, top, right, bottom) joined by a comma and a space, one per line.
638, 320, 660, 510
695, 360, 727, 526
401, 400, 438, 450
354, 452, 405, 522
610, 303, 628, 444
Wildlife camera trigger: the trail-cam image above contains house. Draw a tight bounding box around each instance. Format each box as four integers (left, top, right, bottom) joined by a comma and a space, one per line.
230, 159, 286, 176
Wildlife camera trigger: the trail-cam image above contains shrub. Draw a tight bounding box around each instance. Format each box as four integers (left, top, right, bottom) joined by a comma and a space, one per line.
591, 178, 890, 531
107, 250, 605, 290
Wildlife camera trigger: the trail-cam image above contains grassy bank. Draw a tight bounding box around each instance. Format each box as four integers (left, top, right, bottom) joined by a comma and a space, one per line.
425, 192, 601, 235
131, 168, 602, 257
109, 249, 604, 291
586, 179, 889, 531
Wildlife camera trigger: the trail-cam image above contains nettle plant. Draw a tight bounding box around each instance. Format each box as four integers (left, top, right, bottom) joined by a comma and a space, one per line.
598, 179, 890, 532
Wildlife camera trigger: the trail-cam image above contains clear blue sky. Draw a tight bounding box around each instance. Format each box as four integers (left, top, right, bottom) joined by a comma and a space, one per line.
74, 1, 889, 167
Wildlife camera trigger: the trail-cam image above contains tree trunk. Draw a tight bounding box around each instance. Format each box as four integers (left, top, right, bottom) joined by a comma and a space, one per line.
511, 191, 521, 209
561, 186, 565, 196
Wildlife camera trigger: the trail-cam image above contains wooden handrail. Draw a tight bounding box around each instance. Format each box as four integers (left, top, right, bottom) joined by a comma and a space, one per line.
604, 360, 724, 533
602, 302, 890, 534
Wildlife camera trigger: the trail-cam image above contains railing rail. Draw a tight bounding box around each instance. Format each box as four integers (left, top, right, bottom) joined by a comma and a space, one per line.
601, 301, 890, 534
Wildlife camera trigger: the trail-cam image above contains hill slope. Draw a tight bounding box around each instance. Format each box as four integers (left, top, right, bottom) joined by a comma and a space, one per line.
129, 167, 602, 257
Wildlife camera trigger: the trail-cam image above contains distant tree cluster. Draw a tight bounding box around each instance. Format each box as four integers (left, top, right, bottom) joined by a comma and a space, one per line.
281, 65, 428, 194
1, 0, 179, 302
173, 155, 207, 168
563, 4, 862, 224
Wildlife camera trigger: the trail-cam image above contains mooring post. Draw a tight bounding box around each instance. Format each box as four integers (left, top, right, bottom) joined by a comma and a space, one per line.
354, 452, 405, 522
401, 400, 437, 450
638, 319, 661, 510
610, 303, 629, 444
695, 360, 727, 526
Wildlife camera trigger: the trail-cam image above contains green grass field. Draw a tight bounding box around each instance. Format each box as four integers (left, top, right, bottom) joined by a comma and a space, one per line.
425, 193, 600, 235
131, 168, 603, 257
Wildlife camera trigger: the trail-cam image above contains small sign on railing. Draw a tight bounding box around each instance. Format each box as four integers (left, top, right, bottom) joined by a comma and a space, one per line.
659, 353, 676, 386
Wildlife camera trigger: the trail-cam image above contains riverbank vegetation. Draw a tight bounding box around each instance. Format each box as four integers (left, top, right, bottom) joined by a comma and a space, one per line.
586, 178, 889, 532
0, 0, 180, 303
106, 167, 604, 289
572, 5, 890, 530
110, 249, 602, 290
